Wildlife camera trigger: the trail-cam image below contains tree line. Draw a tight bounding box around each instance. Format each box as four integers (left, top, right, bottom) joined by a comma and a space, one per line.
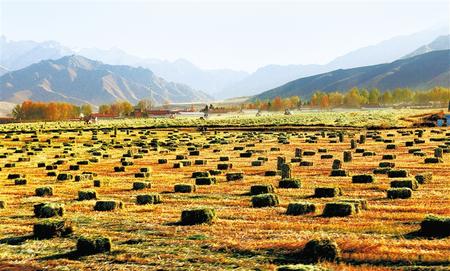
12, 101, 93, 121
244, 86, 450, 110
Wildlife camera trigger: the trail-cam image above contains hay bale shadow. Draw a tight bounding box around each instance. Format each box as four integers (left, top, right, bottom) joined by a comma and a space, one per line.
0, 235, 33, 245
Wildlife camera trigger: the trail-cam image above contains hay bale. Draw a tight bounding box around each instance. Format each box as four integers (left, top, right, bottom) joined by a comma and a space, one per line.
77, 236, 112, 255
420, 215, 450, 237
14, 178, 27, 185
330, 169, 348, 177
379, 162, 395, 168
78, 190, 97, 201
332, 160, 342, 170
132, 181, 151, 190
192, 171, 210, 178
352, 174, 375, 183
338, 198, 368, 211
286, 202, 316, 215
300, 161, 313, 166
281, 163, 292, 179
194, 159, 207, 165
251, 160, 263, 166
174, 184, 196, 193
295, 148, 302, 157
209, 169, 222, 175
195, 177, 216, 185
250, 184, 275, 195
279, 178, 301, 188
387, 169, 409, 178
114, 166, 125, 172
94, 200, 123, 211
314, 187, 342, 198
387, 188, 412, 199
57, 173, 73, 181
302, 238, 341, 263
323, 202, 355, 217
219, 156, 230, 161
136, 193, 161, 205
8, 173, 24, 179
343, 151, 352, 162
0, 200, 6, 209
424, 157, 443, 164
277, 264, 330, 271
434, 148, 443, 158
226, 172, 244, 181
265, 170, 278, 176
181, 208, 216, 225
415, 172, 432, 184
33, 219, 73, 239
93, 180, 101, 187
34, 203, 64, 218
373, 167, 391, 174
390, 179, 419, 190
277, 156, 286, 170
217, 163, 232, 170
158, 159, 168, 164
135, 172, 150, 178
36, 186, 53, 197
251, 193, 279, 208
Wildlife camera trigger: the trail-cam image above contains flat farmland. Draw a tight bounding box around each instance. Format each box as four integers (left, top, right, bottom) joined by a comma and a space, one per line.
0, 113, 449, 270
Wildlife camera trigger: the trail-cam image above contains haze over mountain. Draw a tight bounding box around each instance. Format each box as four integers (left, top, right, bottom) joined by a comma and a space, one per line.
1, 26, 448, 100
0, 65, 8, 76
402, 35, 450, 59
0, 55, 211, 106
254, 50, 450, 101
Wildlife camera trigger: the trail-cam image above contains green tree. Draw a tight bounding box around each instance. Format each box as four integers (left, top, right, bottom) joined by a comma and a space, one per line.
368, 88, 381, 105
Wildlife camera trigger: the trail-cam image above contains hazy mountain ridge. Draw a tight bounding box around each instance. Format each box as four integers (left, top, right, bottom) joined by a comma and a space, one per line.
254, 50, 450, 100
402, 35, 450, 59
0, 55, 211, 106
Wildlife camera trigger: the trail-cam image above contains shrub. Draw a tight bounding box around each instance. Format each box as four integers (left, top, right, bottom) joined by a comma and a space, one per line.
133, 181, 151, 190
302, 238, 341, 263
387, 188, 412, 199
34, 203, 64, 218
136, 193, 161, 205
352, 174, 375, 183
181, 208, 216, 225
78, 190, 97, 201
388, 169, 409, 178
250, 184, 275, 195
390, 179, 419, 190
195, 177, 216, 185
286, 202, 316, 215
36, 186, 53, 197
415, 172, 432, 184
94, 200, 123, 211
251, 193, 279, 208
277, 156, 286, 170
174, 184, 196, 193
77, 236, 112, 255
226, 172, 244, 181
314, 187, 342, 198
33, 219, 73, 239
323, 202, 355, 217
419, 215, 450, 237
279, 178, 301, 188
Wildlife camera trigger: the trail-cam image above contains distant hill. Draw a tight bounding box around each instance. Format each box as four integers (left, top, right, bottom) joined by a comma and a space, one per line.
254, 50, 450, 100
78, 47, 249, 97
402, 35, 450, 59
0, 65, 8, 76
0, 55, 211, 106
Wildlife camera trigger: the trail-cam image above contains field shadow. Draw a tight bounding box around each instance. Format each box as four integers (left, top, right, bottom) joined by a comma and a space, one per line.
403, 230, 450, 240
0, 235, 34, 245
39, 250, 80, 261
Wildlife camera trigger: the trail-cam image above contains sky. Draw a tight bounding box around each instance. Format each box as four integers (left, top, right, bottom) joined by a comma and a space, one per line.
0, 0, 449, 72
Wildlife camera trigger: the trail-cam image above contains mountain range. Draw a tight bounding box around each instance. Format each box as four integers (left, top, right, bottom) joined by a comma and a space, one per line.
0, 55, 211, 106
254, 50, 450, 101
1, 26, 448, 99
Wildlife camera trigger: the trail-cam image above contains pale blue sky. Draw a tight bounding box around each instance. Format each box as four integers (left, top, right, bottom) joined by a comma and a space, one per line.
1, 0, 449, 71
